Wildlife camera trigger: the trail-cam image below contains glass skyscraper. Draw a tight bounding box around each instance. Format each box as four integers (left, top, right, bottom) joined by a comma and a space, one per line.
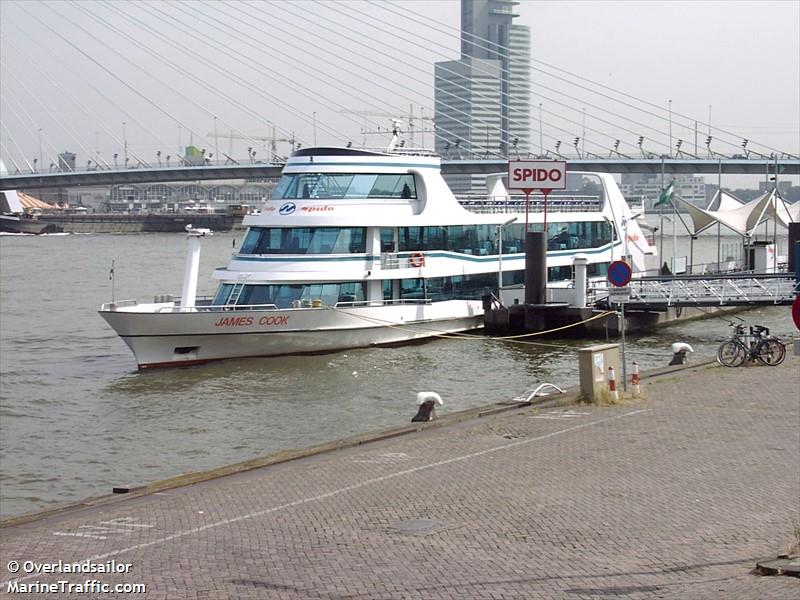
434, 0, 531, 191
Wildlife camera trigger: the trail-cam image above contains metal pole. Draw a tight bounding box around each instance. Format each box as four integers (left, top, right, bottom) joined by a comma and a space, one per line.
773, 156, 778, 272
497, 225, 503, 294
420, 106, 425, 149
717, 159, 722, 270
659, 158, 665, 270
668, 99, 672, 155
538, 103, 543, 156
620, 303, 627, 392
122, 121, 127, 167
672, 180, 677, 271
524, 191, 530, 232
581, 108, 586, 156
213, 116, 219, 166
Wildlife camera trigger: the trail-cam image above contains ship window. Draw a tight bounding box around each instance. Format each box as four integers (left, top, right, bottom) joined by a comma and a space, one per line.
271, 173, 416, 200
216, 282, 366, 309
240, 227, 366, 254
399, 225, 496, 255
399, 274, 496, 302
546, 221, 613, 251
212, 283, 234, 305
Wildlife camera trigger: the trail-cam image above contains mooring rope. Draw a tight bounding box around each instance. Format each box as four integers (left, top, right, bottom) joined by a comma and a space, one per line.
326, 305, 618, 348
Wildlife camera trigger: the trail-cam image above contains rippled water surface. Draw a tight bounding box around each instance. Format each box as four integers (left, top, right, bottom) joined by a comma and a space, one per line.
0, 230, 793, 518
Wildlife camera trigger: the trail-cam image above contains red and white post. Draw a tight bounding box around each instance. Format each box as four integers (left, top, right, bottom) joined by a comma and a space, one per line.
631, 361, 641, 396
607, 366, 619, 401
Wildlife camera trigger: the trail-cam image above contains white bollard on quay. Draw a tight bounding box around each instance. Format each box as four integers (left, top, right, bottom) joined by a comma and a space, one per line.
412, 392, 444, 422
669, 342, 694, 365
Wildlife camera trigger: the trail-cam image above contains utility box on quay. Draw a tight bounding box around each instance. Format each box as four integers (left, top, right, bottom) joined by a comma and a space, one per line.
577, 344, 620, 403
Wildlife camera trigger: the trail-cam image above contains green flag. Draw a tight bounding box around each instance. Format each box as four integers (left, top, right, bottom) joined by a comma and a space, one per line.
654, 181, 674, 207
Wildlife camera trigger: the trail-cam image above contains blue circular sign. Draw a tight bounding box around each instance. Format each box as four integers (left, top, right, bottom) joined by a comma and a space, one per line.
607, 260, 632, 287
279, 202, 296, 215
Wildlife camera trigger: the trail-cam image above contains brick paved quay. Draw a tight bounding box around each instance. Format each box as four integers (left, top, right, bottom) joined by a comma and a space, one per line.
1, 355, 798, 599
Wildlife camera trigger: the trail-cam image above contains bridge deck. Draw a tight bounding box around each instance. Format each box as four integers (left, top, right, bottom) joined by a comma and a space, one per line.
2, 157, 799, 189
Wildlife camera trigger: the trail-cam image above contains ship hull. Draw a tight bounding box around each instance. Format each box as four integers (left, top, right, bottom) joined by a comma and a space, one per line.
99, 300, 484, 369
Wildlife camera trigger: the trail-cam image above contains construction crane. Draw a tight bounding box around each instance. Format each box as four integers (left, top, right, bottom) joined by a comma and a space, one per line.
206, 125, 296, 162
339, 104, 434, 148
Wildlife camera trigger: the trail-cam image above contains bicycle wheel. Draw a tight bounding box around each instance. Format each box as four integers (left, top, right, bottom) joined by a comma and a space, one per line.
756, 338, 786, 366
717, 341, 747, 367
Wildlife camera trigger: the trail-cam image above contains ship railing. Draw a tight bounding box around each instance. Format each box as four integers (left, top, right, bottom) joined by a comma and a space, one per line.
155, 299, 436, 313
457, 194, 603, 214
156, 302, 280, 313
334, 298, 432, 308
365, 146, 438, 157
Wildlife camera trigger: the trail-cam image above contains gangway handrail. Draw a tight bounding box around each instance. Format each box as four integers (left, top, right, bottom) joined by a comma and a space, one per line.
633, 271, 794, 282
591, 272, 798, 308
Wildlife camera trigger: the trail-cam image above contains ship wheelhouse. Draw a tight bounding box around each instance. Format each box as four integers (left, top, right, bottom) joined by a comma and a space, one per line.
210, 149, 635, 311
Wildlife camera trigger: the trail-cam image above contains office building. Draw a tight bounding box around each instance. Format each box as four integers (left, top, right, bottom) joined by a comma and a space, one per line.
434, 0, 531, 193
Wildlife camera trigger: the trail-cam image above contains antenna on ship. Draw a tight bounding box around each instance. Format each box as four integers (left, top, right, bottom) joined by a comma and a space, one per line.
386, 119, 403, 153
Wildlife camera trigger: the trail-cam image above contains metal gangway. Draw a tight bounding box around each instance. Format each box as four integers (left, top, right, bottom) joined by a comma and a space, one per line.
591, 272, 799, 309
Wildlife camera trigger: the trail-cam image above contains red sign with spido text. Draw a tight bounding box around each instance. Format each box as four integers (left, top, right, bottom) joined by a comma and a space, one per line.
507, 161, 567, 191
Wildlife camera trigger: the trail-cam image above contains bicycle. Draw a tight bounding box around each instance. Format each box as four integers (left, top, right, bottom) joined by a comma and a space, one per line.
716, 323, 786, 367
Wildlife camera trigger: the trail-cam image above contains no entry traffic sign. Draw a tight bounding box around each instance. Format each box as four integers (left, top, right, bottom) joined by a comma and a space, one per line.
607, 260, 633, 287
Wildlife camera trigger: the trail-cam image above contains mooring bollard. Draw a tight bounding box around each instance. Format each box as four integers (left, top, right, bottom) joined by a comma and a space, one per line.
631, 361, 640, 395
669, 342, 694, 365
607, 366, 618, 401
412, 392, 443, 422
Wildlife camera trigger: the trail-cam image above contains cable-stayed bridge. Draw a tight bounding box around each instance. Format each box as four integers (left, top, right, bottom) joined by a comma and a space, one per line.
2, 156, 798, 191
1, 1, 797, 192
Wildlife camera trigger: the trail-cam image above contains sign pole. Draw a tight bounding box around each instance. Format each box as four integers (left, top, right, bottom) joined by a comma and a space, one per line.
608, 259, 633, 395
620, 303, 627, 392
522, 188, 532, 232
541, 188, 552, 234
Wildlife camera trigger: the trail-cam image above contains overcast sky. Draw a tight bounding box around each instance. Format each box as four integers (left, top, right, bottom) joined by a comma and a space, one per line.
1, 0, 797, 186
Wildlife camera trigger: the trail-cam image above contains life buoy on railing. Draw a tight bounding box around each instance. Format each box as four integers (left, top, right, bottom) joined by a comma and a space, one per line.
410, 252, 425, 267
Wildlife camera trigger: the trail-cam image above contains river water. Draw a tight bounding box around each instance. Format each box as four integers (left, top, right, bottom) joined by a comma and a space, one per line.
0, 228, 793, 519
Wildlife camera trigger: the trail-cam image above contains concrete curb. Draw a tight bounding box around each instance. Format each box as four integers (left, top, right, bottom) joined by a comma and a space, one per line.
0, 355, 715, 529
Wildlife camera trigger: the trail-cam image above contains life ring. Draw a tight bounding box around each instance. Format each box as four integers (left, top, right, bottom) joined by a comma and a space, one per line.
409, 252, 425, 267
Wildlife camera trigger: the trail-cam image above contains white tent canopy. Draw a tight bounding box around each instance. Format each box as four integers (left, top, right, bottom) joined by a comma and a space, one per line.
676, 189, 797, 237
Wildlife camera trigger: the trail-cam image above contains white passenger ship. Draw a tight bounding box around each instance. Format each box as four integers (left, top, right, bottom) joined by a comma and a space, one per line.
99, 143, 654, 369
